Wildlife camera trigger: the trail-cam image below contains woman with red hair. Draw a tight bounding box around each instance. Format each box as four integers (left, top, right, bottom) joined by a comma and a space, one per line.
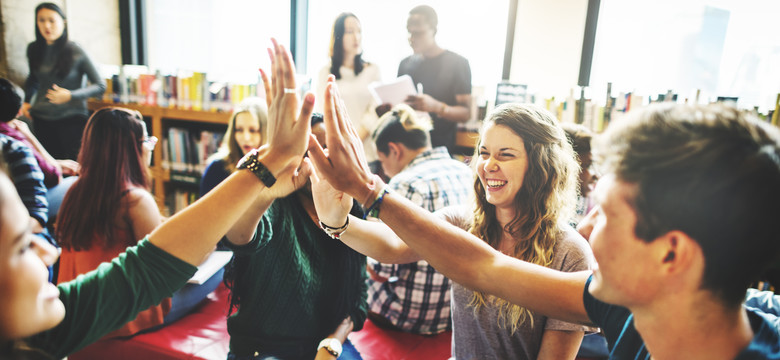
55, 107, 169, 338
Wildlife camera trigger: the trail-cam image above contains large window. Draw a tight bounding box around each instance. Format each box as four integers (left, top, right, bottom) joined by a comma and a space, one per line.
589, 0, 780, 112
305, 1, 510, 101
146, 0, 291, 83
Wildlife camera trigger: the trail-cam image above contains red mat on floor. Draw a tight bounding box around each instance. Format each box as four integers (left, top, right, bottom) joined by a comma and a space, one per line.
348, 319, 452, 360
70, 284, 231, 360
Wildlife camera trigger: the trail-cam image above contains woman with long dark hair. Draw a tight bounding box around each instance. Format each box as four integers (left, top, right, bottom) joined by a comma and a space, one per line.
22, 2, 106, 160
315, 12, 381, 161
55, 107, 168, 339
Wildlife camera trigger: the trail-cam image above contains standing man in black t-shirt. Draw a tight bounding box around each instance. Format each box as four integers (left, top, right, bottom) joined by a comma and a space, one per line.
385, 5, 472, 155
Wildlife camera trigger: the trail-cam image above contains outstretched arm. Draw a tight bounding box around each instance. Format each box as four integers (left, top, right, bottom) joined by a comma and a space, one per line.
149, 39, 311, 266
309, 157, 420, 263
307, 80, 592, 326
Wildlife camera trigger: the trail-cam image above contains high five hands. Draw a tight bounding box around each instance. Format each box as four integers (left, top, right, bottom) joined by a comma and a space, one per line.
307, 76, 379, 207
257, 38, 314, 196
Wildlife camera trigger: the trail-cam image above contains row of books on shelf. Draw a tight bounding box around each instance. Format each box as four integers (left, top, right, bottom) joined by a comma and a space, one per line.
164, 188, 199, 217
531, 87, 778, 132
100, 65, 262, 112
161, 127, 224, 183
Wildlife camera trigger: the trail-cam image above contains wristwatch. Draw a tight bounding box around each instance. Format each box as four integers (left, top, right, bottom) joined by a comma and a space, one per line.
236, 148, 276, 187
317, 338, 342, 357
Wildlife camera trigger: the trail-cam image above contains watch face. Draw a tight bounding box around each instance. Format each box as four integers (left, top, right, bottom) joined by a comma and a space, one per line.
328, 338, 342, 355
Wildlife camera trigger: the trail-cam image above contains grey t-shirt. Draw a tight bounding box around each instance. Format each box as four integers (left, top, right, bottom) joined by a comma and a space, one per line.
437, 205, 596, 360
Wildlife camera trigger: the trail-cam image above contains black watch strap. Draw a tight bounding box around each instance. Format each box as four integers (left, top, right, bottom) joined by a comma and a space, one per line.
237, 149, 277, 187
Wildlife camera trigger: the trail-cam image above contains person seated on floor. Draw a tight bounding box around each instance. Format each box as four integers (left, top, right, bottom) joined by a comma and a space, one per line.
310, 101, 595, 359
200, 97, 268, 197
310, 101, 780, 359
54, 107, 221, 342
0, 78, 79, 188
366, 104, 472, 335
217, 74, 366, 360
561, 123, 597, 226
0, 38, 323, 360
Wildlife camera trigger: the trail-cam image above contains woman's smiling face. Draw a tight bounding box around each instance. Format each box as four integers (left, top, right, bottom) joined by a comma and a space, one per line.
476, 123, 529, 210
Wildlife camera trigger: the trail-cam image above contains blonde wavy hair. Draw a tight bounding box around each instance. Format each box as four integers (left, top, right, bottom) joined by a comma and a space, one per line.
468, 103, 579, 332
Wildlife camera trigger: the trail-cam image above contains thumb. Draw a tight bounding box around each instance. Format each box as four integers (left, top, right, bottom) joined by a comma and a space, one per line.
307, 134, 330, 176
52, 84, 61, 90
297, 157, 313, 180
306, 156, 320, 184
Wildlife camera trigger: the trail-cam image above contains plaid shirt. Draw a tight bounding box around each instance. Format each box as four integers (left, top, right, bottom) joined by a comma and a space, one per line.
0, 135, 48, 226
369, 146, 473, 334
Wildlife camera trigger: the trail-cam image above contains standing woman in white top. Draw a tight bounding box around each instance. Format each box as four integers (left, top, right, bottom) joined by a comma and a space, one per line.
316, 12, 381, 161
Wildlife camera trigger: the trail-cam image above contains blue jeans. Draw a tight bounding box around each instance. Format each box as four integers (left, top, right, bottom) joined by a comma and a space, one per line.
226, 339, 362, 360
163, 267, 224, 324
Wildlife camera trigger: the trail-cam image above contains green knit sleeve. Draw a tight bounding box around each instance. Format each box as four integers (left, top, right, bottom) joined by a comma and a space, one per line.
223, 212, 274, 254
28, 238, 197, 358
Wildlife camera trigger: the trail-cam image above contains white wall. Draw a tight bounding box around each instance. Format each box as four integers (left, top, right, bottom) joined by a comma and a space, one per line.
2, 0, 120, 85
509, 0, 589, 100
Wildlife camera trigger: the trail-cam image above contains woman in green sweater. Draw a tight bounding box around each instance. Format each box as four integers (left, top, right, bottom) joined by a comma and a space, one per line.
0, 39, 315, 360
221, 89, 367, 360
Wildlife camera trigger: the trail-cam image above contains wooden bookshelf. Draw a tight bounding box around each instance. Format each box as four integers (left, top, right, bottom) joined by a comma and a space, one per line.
87, 100, 231, 211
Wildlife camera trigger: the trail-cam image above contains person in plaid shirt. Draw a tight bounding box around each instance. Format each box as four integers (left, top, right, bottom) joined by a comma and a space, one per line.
367, 104, 473, 334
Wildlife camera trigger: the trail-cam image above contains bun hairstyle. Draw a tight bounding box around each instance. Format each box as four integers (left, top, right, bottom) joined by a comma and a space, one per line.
371, 104, 432, 153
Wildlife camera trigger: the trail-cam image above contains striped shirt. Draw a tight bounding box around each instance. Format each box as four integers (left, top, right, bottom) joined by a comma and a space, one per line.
0, 134, 48, 226
369, 146, 473, 334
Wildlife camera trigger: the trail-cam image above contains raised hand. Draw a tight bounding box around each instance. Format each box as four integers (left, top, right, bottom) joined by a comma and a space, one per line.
308, 155, 352, 228
260, 38, 314, 177
307, 76, 376, 206
264, 155, 312, 200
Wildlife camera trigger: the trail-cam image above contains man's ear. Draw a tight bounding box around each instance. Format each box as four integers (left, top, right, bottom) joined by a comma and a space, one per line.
657, 230, 700, 274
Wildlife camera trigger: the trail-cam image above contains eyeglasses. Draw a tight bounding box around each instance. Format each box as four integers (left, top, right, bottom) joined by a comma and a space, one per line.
141, 135, 158, 151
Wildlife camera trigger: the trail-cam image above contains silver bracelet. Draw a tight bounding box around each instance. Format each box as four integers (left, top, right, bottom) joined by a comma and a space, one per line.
318, 217, 349, 240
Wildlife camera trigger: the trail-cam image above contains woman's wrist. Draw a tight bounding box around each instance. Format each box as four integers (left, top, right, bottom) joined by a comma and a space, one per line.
359, 176, 385, 209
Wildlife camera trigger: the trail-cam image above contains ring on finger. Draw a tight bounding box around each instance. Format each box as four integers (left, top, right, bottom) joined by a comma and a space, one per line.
283, 88, 296, 94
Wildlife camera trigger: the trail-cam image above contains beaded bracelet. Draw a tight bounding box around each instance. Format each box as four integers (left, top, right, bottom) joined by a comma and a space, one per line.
363, 187, 390, 219
318, 217, 350, 240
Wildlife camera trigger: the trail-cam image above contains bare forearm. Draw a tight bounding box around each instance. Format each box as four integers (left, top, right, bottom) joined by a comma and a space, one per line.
377, 192, 592, 325
340, 215, 421, 263
537, 330, 584, 360
439, 104, 471, 123
149, 169, 269, 265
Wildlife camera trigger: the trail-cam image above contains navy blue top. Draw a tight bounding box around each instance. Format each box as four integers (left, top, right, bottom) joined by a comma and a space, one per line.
583, 275, 780, 359
199, 158, 231, 198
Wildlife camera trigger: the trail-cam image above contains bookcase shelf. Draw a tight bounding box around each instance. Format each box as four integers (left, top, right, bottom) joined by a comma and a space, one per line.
87, 100, 231, 212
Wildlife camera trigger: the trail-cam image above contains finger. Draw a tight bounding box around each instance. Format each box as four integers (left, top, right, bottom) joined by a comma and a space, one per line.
259, 68, 272, 108
272, 38, 285, 98
323, 81, 341, 142
278, 44, 297, 92
52, 84, 60, 90
305, 157, 320, 184
297, 157, 313, 180
297, 92, 315, 131
307, 134, 331, 176
268, 39, 281, 98
332, 83, 351, 138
